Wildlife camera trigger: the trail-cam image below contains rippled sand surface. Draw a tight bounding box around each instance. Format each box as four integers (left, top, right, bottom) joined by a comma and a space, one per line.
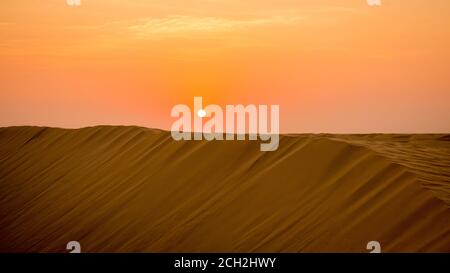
0, 127, 449, 252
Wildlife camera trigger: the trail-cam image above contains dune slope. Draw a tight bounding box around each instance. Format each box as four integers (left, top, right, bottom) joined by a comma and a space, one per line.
0, 126, 449, 252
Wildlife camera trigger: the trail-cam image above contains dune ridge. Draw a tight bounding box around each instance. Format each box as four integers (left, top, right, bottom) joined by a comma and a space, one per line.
327, 134, 450, 206
0, 126, 449, 252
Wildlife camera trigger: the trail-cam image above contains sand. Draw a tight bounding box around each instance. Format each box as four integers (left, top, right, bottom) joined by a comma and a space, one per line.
0, 126, 449, 252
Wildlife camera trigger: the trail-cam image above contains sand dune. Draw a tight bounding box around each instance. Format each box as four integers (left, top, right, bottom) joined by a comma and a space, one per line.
0, 126, 449, 252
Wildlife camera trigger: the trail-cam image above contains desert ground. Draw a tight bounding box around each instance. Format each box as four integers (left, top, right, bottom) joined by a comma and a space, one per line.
0, 126, 449, 252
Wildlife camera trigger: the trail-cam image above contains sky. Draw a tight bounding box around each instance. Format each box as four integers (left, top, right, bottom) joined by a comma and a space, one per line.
0, 0, 449, 133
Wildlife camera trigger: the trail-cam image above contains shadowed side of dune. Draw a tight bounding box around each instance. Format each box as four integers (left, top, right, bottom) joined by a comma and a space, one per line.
327, 134, 450, 206
0, 126, 449, 252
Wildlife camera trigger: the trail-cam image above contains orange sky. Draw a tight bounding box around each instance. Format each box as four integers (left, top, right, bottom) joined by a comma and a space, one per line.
0, 0, 449, 133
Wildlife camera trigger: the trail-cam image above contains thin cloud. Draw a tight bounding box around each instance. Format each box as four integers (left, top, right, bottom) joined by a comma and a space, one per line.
0, 22, 14, 26
127, 15, 303, 38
